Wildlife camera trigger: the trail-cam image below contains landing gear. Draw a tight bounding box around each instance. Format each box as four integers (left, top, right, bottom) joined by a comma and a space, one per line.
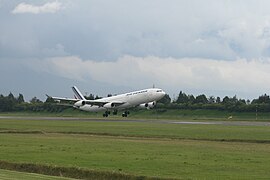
103, 111, 110, 117
122, 111, 130, 117
102, 110, 129, 117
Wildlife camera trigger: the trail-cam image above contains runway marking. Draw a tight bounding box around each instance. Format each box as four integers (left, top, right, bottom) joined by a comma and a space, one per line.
171, 121, 219, 125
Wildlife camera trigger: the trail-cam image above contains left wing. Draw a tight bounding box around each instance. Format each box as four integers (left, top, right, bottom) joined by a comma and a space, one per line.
46, 94, 78, 103
47, 94, 126, 108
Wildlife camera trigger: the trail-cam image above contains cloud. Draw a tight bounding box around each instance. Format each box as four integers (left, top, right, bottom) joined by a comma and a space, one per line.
12, 1, 62, 14
28, 55, 270, 97
4, 0, 270, 99
5, 1, 270, 60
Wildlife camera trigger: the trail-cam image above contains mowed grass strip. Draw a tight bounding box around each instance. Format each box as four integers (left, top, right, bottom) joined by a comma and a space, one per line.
0, 168, 74, 180
0, 133, 270, 179
0, 161, 162, 180
0, 118, 270, 142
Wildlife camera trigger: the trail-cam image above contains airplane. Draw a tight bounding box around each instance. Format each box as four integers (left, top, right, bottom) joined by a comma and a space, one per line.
48, 86, 166, 117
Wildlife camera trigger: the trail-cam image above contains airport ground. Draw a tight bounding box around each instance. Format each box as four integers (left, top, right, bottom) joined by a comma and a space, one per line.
0, 111, 269, 179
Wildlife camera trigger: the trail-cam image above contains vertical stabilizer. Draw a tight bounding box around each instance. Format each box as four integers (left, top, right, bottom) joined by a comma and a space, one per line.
72, 86, 86, 100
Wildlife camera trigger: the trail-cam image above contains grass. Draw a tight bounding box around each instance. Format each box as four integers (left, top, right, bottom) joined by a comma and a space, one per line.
1, 108, 270, 121
0, 161, 159, 180
0, 115, 270, 179
0, 118, 270, 142
0, 168, 74, 180
0, 133, 269, 179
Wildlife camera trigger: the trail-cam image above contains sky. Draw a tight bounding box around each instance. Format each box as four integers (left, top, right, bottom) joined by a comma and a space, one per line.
1, 0, 270, 101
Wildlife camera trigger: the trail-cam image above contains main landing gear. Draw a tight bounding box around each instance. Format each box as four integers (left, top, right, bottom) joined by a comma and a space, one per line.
102, 110, 129, 117
122, 111, 130, 117
103, 111, 110, 117
103, 110, 118, 117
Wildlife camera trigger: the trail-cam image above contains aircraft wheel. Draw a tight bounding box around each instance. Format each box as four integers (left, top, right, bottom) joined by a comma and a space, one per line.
122, 112, 128, 117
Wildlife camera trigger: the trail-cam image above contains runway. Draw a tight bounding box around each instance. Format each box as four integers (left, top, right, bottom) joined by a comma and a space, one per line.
0, 116, 270, 126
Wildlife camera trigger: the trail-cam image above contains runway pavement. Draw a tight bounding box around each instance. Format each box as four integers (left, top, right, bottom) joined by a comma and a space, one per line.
0, 116, 270, 126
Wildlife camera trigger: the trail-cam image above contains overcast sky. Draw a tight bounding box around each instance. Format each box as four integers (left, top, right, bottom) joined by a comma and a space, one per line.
1, 0, 270, 101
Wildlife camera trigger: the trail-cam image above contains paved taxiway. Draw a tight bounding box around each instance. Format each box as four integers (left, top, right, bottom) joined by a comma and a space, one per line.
0, 116, 269, 126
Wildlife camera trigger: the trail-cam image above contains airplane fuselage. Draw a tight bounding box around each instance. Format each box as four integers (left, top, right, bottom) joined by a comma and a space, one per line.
79, 88, 165, 112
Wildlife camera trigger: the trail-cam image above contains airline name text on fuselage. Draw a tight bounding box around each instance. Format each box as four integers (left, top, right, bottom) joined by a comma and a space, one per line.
126, 90, 148, 96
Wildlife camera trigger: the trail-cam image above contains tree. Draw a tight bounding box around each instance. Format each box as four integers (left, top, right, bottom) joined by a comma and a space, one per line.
30, 97, 42, 104
216, 97, 221, 103
194, 94, 208, 104
8, 92, 15, 102
208, 96, 216, 104
0, 93, 15, 111
188, 95, 195, 104
86, 94, 95, 100
231, 95, 238, 104
222, 96, 230, 104
17, 93, 24, 103
95, 95, 102, 100
238, 99, 246, 105
175, 91, 189, 103
252, 94, 270, 104
159, 94, 171, 104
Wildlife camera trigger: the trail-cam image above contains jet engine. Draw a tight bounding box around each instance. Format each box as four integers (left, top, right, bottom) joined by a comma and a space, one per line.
103, 102, 116, 109
139, 101, 156, 109
74, 100, 86, 107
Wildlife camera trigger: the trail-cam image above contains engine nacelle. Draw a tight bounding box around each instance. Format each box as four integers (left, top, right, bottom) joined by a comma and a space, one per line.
139, 101, 156, 109
74, 100, 86, 107
103, 102, 115, 109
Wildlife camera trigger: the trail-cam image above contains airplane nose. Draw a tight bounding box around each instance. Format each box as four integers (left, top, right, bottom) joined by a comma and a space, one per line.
161, 91, 166, 97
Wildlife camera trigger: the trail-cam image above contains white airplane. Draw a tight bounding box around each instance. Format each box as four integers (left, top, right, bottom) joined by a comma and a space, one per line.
48, 86, 165, 117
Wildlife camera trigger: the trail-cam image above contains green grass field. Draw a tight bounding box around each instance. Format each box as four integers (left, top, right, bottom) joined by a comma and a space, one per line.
2, 108, 270, 121
0, 114, 270, 179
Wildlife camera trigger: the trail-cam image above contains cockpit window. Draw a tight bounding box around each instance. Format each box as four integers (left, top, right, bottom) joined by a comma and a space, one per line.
156, 90, 162, 92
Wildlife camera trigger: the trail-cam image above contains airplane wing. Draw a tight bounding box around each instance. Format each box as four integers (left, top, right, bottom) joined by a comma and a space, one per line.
47, 94, 126, 107
46, 94, 78, 103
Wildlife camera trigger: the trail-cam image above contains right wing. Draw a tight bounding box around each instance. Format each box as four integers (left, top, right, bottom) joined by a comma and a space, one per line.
85, 100, 126, 107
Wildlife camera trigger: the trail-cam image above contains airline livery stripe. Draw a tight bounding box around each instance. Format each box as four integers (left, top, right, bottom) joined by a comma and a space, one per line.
72, 87, 83, 100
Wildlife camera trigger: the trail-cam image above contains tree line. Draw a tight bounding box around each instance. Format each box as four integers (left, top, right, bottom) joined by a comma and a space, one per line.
0, 91, 270, 112
158, 91, 270, 112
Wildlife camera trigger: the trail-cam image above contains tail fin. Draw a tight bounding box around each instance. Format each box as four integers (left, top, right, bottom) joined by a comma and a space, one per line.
72, 86, 86, 100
